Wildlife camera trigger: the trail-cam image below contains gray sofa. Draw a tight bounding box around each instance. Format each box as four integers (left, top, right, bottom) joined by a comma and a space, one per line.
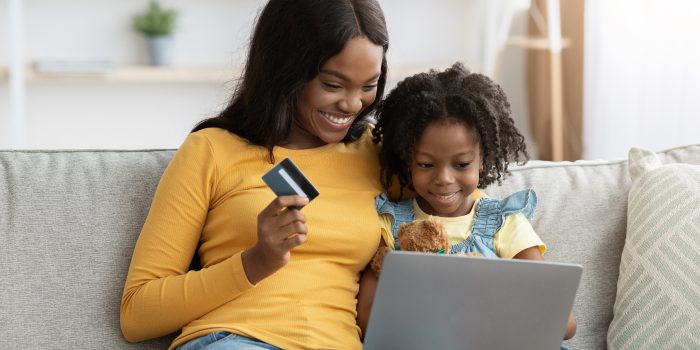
1, 144, 699, 349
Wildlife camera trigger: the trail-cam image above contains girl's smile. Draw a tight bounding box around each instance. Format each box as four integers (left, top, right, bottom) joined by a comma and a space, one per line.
427, 190, 462, 205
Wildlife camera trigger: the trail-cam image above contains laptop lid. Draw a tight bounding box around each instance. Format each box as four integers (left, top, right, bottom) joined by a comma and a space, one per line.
363, 251, 582, 350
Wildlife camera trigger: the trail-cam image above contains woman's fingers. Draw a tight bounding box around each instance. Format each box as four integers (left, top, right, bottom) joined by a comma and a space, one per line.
245, 195, 311, 283
281, 207, 306, 225
260, 195, 309, 216
282, 232, 307, 251
261, 205, 306, 235
256, 195, 309, 251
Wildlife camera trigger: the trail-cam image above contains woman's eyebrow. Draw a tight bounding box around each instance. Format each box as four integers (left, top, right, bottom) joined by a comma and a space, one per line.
320, 69, 381, 83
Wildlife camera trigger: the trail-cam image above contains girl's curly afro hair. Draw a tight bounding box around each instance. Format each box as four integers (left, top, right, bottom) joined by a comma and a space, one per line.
372, 62, 528, 193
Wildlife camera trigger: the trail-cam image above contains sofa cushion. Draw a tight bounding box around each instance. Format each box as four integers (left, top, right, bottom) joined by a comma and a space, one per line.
0, 150, 175, 349
606, 148, 700, 349
484, 144, 700, 350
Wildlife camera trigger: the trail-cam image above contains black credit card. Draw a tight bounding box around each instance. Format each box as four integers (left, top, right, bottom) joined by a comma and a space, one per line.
262, 158, 319, 209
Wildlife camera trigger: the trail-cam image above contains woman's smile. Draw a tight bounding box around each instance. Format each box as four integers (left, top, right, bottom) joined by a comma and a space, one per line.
319, 110, 355, 128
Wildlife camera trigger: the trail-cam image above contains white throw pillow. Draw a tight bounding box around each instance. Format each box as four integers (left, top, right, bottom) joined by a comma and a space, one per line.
607, 148, 700, 349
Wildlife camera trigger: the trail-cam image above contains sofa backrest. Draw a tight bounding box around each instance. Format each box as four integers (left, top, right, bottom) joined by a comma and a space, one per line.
0, 150, 175, 349
484, 144, 700, 350
2, 144, 699, 349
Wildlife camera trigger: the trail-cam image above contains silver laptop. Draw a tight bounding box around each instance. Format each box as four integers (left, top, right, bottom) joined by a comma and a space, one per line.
363, 251, 582, 350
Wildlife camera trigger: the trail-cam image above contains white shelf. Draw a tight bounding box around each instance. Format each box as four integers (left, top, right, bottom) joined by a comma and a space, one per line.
506, 36, 571, 50
5, 64, 459, 84
23, 65, 240, 83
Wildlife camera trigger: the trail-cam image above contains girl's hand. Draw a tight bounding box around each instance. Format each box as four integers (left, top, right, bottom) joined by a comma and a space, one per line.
242, 195, 309, 284
514, 246, 576, 339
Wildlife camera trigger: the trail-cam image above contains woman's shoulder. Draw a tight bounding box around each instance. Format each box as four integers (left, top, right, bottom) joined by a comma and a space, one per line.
176, 128, 269, 171
342, 123, 378, 154
189, 127, 248, 147
187, 128, 266, 154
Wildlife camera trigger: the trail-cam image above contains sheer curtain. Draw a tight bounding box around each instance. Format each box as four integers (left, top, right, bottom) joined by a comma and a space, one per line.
583, 0, 700, 159
477, 0, 531, 77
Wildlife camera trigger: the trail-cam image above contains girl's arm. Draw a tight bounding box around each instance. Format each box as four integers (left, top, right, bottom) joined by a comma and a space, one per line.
357, 239, 386, 337
357, 266, 379, 336
513, 246, 577, 340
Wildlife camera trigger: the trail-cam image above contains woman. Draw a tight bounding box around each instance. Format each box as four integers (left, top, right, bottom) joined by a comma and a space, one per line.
120, 0, 389, 349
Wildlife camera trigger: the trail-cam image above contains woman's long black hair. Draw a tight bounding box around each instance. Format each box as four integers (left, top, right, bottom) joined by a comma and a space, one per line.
192, 0, 389, 161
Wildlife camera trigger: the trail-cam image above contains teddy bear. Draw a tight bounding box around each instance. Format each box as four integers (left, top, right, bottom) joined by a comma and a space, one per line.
370, 216, 482, 276
370, 216, 481, 276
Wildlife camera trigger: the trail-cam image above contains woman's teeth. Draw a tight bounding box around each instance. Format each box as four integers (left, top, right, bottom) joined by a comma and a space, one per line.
321, 111, 352, 124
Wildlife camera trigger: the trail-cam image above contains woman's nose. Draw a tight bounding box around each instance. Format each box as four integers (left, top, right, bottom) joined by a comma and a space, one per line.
338, 92, 363, 114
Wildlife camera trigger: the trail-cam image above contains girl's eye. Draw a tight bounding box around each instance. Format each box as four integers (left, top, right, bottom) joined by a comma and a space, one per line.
322, 82, 342, 90
416, 163, 433, 169
456, 162, 471, 169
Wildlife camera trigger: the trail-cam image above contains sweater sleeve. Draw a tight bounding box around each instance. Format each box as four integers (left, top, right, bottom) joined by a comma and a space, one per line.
120, 132, 255, 342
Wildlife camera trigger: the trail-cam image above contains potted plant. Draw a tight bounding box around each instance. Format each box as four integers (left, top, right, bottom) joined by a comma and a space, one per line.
133, 1, 178, 66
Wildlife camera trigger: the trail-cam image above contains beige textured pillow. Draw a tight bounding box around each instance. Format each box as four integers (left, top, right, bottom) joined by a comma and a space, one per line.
607, 148, 700, 349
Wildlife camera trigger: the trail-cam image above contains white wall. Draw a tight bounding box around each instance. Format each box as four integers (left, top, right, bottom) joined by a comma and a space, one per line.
384, 0, 487, 74
19, 0, 261, 66
0, 0, 530, 150
1, 0, 12, 146
584, 0, 700, 159
0, 0, 8, 59
1, 0, 262, 149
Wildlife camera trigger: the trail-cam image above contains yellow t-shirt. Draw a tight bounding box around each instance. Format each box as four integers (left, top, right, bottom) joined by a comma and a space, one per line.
121, 127, 384, 350
379, 190, 546, 258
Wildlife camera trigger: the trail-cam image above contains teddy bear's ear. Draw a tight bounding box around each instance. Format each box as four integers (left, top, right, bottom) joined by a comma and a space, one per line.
424, 216, 447, 236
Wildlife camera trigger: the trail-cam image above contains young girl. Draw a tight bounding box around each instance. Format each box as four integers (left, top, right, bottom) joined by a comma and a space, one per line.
356, 62, 576, 341
120, 1, 389, 349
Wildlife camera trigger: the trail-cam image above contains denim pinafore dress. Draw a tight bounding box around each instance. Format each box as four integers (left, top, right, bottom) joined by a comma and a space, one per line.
375, 188, 538, 256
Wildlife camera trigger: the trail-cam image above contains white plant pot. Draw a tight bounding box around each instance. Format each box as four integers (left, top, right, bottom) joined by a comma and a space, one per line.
148, 35, 174, 66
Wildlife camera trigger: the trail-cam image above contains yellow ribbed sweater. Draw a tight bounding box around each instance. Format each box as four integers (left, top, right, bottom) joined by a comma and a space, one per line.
120, 127, 383, 350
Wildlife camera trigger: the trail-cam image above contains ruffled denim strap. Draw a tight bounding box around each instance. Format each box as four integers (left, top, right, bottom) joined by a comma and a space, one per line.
498, 188, 537, 220
375, 193, 415, 250
450, 189, 537, 256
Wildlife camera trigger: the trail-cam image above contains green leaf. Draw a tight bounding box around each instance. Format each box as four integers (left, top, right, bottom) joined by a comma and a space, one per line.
132, 1, 178, 37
